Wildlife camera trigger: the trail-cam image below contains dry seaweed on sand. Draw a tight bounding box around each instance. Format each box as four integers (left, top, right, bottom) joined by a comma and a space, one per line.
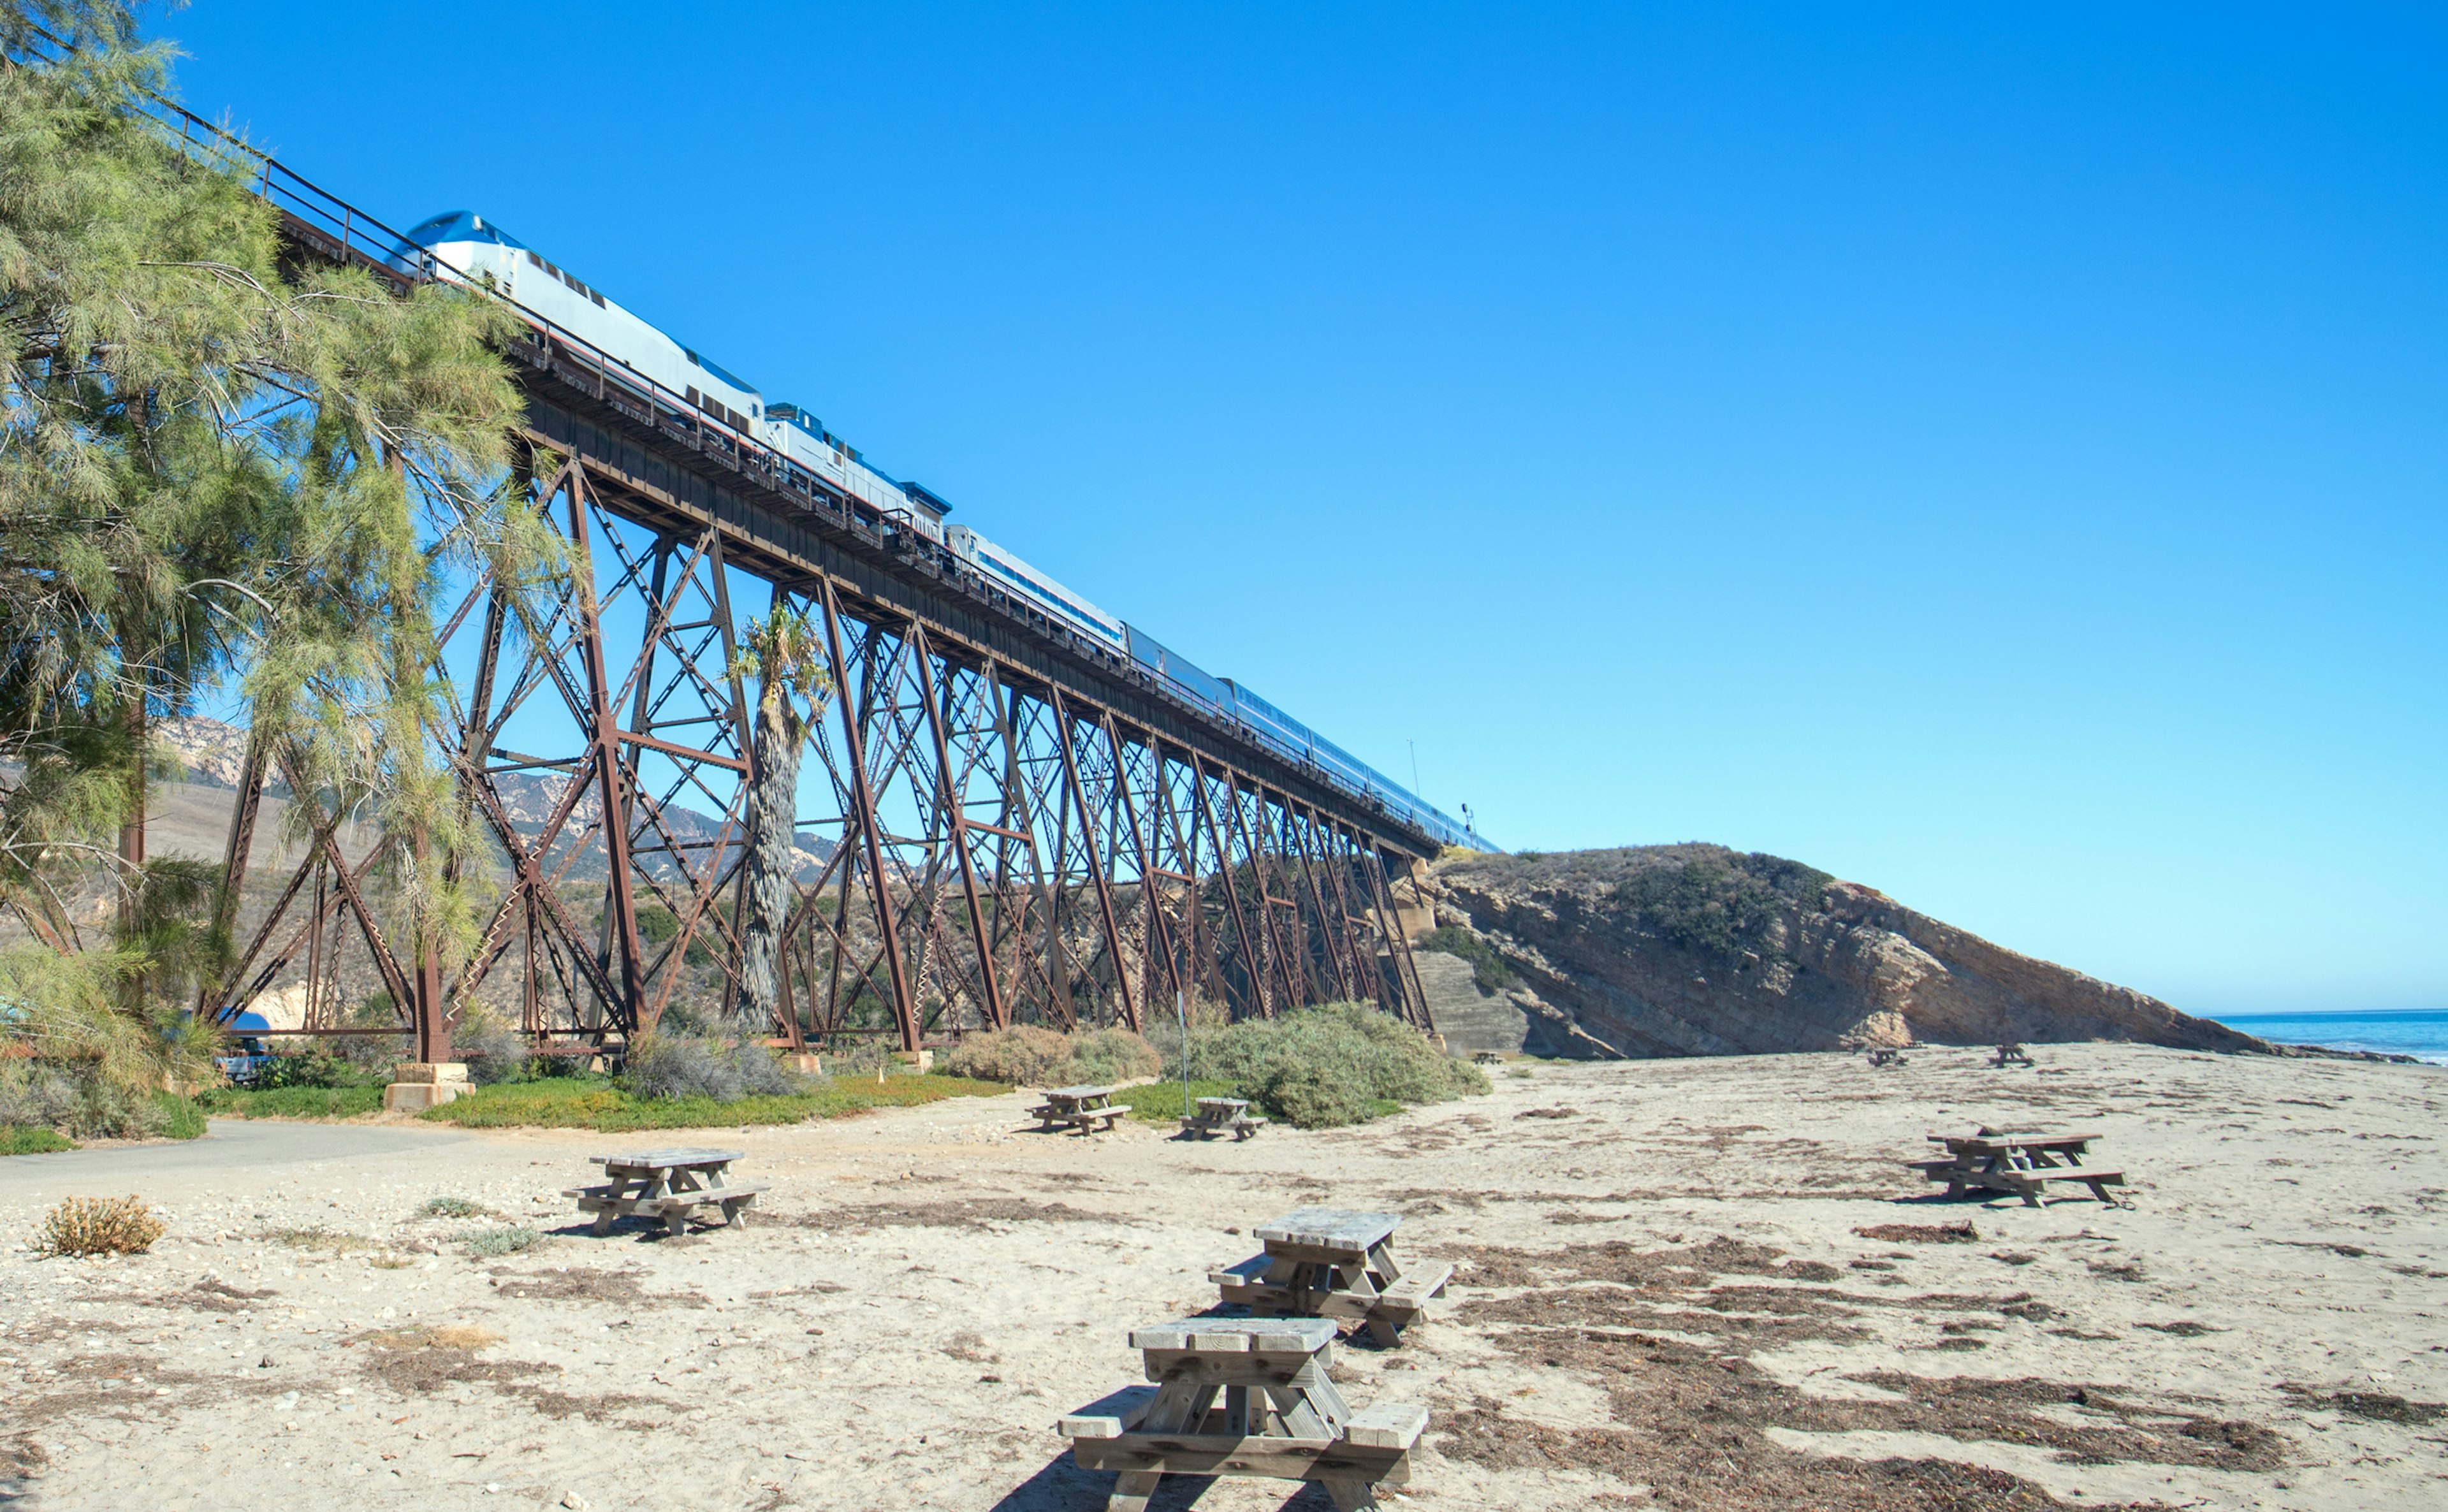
1855, 1221, 1980, 1244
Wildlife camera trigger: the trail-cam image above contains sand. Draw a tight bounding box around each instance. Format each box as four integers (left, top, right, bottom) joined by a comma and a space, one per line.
0, 1042, 2440, 1511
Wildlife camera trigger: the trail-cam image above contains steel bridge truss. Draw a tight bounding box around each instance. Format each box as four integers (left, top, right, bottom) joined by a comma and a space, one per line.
214, 449, 1435, 1057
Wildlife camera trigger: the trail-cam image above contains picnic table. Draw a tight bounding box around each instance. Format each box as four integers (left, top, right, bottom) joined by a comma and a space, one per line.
1990, 1043, 2036, 1067
562, 1147, 766, 1237
1179, 1096, 1267, 1140
1061, 1316, 1425, 1511
1909, 1127, 2124, 1207
1865, 1047, 1906, 1067
1211, 1208, 1452, 1347
1029, 1084, 1125, 1135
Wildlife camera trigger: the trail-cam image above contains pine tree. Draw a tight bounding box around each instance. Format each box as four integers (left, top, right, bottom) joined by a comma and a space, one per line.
0, 4, 560, 1077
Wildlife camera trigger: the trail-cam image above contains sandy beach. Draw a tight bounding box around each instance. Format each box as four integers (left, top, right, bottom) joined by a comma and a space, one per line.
1, 1042, 2441, 1511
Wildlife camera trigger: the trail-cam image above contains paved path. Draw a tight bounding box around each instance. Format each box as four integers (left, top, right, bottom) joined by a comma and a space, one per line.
0, 1118, 472, 1191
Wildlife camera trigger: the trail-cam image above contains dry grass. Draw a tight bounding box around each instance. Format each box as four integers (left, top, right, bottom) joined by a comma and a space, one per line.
353, 1323, 537, 1395
34, 1195, 164, 1256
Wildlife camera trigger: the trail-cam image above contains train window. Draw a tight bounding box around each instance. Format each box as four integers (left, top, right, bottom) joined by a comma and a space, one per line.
527, 251, 543, 269
685, 386, 700, 407
590, 290, 606, 308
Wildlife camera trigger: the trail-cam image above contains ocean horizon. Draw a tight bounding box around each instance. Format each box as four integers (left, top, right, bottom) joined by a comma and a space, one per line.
2205, 1007, 2448, 1065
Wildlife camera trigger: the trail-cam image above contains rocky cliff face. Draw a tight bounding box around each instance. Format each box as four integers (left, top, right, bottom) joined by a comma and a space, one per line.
1416, 844, 2266, 1059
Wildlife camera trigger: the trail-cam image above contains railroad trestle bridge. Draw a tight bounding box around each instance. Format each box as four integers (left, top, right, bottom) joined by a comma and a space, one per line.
200, 136, 1448, 1062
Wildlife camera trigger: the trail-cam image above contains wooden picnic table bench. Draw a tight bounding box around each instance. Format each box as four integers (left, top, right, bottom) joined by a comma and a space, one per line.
1911, 1128, 2124, 1207
1028, 1084, 1125, 1135
1179, 1096, 1267, 1140
1061, 1316, 1425, 1511
562, 1147, 764, 1237
1990, 1043, 2036, 1067
1211, 1208, 1452, 1347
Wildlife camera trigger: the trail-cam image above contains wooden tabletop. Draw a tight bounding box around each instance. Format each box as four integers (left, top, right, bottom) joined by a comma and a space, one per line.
1258, 1207, 1401, 1253
1930, 1131, 2099, 1152
1040, 1085, 1116, 1103
591, 1147, 745, 1169
1129, 1316, 1339, 1353
1195, 1097, 1250, 1112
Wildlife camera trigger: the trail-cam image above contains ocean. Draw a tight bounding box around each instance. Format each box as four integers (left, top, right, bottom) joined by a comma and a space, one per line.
2206, 1008, 2448, 1065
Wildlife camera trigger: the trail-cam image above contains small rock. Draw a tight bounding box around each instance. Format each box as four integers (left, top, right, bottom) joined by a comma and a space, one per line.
562, 1495, 592, 1511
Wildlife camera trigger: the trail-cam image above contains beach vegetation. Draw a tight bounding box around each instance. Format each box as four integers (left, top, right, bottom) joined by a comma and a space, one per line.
416, 1068, 1001, 1131
943, 1024, 1160, 1087
0, 1059, 205, 1138
1606, 848, 1830, 962
1160, 1001, 1487, 1129
34, 1193, 163, 1256
462, 1225, 538, 1258
622, 1029, 800, 1100
0, 1123, 76, 1154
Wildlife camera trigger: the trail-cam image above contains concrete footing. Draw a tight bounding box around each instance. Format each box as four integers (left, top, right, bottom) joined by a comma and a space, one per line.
892, 1049, 934, 1073
384, 1062, 469, 1112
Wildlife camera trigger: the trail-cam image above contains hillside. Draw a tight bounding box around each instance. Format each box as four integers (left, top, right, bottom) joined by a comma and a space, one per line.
154, 716, 831, 882
1410, 843, 2270, 1059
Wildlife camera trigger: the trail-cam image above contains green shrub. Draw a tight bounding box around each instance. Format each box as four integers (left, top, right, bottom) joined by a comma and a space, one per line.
0, 1124, 76, 1155
454, 1008, 530, 1087
417, 1072, 1001, 1131
1110, 1079, 1241, 1123
943, 1025, 1073, 1086
1264, 1058, 1374, 1129
0, 1064, 186, 1139
421, 1196, 486, 1219
1417, 926, 1517, 994
945, 1024, 1161, 1087
623, 1032, 799, 1101
1058, 1027, 1160, 1084
1161, 1003, 1489, 1129
634, 904, 714, 966
1606, 848, 1829, 962
463, 1225, 538, 1258
156, 1093, 207, 1140
254, 1049, 384, 1091
196, 1084, 385, 1119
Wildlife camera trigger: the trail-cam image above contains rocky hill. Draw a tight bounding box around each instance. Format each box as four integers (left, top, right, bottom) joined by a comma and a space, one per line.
1411, 843, 2268, 1059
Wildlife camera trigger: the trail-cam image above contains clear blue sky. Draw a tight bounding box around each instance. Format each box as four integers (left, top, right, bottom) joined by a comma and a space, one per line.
151, 3, 2444, 1015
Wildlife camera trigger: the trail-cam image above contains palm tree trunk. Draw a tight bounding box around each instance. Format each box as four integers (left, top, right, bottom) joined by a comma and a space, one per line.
737, 691, 803, 1030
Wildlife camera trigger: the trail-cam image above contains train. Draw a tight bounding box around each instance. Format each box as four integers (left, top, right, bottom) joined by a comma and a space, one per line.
402, 211, 1494, 854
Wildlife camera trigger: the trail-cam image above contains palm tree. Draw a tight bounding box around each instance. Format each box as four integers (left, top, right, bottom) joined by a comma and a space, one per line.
730, 609, 832, 1031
